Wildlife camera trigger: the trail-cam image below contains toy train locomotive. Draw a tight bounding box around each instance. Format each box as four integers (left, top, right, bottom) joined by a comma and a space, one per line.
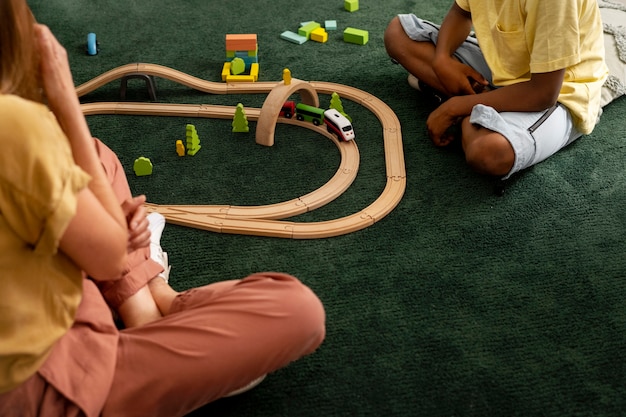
280, 101, 355, 141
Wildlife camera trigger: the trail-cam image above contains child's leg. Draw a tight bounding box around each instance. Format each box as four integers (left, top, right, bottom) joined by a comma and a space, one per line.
93, 138, 164, 326
384, 14, 493, 93
103, 273, 326, 417
463, 104, 582, 178
384, 16, 446, 91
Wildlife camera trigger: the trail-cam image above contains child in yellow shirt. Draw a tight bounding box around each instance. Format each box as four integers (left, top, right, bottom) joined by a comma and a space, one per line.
385, 0, 608, 179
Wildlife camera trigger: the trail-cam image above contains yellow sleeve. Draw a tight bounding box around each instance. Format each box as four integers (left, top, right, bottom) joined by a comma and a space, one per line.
455, 0, 470, 12
0, 95, 91, 255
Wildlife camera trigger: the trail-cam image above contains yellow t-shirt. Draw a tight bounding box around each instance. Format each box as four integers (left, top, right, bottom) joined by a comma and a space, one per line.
0, 94, 91, 393
455, 0, 609, 134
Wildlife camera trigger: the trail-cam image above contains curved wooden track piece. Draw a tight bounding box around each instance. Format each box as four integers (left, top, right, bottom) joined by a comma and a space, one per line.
78, 63, 405, 238
256, 79, 319, 146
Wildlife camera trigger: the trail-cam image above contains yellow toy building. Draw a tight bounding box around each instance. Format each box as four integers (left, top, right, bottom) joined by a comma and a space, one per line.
222, 34, 259, 82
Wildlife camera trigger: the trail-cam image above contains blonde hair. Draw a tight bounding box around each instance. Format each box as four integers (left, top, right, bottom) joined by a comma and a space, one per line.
0, 0, 43, 103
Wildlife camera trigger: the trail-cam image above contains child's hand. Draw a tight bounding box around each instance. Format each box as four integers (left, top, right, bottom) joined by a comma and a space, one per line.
427, 100, 462, 147
433, 57, 488, 96
121, 195, 151, 253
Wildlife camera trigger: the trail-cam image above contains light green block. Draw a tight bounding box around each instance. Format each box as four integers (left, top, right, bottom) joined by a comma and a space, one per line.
344, 0, 359, 12
298, 21, 321, 39
343, 27, 368, 45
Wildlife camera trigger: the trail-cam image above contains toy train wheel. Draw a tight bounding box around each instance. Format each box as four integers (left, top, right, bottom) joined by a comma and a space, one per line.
296, 114, 304, 121
86, 32, 98, 56
313, 119, 320, 126
284, 112, 292, 119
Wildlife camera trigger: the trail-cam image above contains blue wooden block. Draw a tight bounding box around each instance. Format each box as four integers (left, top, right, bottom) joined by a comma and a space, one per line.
325, 20, 337, 31
280, 31, 308, 44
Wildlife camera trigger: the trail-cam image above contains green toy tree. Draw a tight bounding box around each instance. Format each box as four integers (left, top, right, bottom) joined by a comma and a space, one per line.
133, 157, 153, 176
329, 92, 352, 122
186, 124, 201, 155
232, 103, 249, 133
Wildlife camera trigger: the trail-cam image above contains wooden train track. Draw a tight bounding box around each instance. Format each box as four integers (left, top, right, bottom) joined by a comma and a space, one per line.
77, 63, 405, 238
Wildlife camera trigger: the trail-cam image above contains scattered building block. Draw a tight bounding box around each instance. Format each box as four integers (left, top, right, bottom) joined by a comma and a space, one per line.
311, 28, 328, 43
325, 20, 337, 30
344, 27, 368, 45
345, 0, 359, 12
133, 157, 153, 176
280, 31, 307, 44
298, 21, 321, 39
176, 140, 185, 156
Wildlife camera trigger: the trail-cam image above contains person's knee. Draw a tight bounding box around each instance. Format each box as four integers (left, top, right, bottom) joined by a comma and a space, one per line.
295, 283, 326, 348
462, 120, 514, 176
255, 272, 326, 346
384, 16, 403, 58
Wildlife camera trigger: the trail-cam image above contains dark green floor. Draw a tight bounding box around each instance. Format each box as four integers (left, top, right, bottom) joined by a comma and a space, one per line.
30, 1, 626, 416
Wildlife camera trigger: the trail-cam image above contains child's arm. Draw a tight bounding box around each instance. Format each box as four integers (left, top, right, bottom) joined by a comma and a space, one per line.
428, 69, 565, 146
432, 3, 489, 96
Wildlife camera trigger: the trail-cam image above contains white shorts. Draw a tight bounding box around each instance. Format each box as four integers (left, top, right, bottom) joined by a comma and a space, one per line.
397, 14, 583, 179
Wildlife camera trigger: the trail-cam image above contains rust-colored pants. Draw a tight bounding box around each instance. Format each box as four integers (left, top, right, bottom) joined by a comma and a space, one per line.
0, 140, 326, 417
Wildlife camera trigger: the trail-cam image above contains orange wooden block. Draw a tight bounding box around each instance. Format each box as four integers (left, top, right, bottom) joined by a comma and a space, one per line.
225, 34, 257, 51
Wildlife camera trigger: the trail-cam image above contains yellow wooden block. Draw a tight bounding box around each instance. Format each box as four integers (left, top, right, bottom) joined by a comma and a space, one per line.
310, 28, 328, 43
222, 62, 231, 81
249, 63, 259, 81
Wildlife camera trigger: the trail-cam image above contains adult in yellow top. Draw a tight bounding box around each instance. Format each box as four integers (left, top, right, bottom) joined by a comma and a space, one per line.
0, 95, 92, 393
385, 0, 608, 180
0, 0, 325, 415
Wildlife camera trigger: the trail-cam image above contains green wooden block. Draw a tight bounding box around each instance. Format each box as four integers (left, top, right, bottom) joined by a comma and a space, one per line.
343, 27, 368, 45
298, 21, 321, 39
344, 0, 359, 12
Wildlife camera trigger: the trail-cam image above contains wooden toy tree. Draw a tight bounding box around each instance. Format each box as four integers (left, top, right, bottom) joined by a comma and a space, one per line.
232, 103, 249, 133
133, 157, 153, 176
176, 139, 185, 156
329, 92, 352, 122
186, 124, 201, 155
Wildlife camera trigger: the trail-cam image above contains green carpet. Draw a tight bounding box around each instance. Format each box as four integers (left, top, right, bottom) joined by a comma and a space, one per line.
29, 1, 626, 416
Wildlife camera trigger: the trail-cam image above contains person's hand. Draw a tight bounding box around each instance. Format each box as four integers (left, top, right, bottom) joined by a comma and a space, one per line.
34, 24, 82, 124
433, 55, 488, 96
121, 195, 150, 253
426, 100, 463, 147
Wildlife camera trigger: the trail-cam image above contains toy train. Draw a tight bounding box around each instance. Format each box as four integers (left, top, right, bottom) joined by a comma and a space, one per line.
280, 101, 355, 141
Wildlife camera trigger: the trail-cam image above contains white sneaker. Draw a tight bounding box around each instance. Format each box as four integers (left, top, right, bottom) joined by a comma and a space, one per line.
147, 212, 171, 283
407, 74, 422, 91
223, 375, 267, 398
